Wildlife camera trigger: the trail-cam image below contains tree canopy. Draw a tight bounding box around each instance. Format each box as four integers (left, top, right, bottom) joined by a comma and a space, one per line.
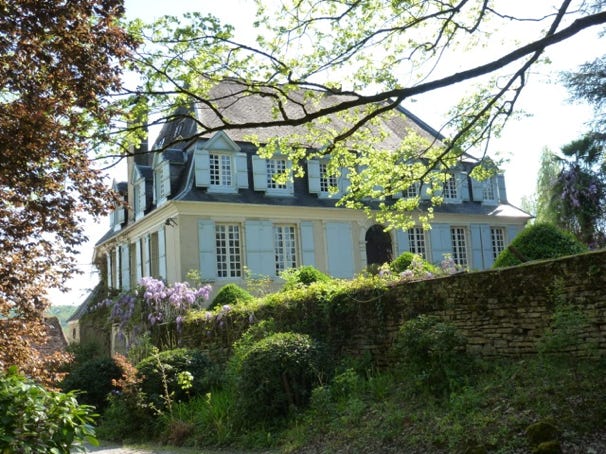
0, 0, 135, 376
533, 135, 606, 247
114, 0, 606, 227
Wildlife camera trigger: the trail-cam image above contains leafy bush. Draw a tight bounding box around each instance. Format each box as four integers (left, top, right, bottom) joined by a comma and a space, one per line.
208, 283, 254, 311
390, 251, 417, 273
136, 348, 212, 408
0, 367, 97, 453
281, 265, 332, 290
493, 222, 587, 268
96, 355, 155, 442
60, 356, 125, 411
390, 251, 438, 275
233, 332, 325, 423
393, 315, 471, 396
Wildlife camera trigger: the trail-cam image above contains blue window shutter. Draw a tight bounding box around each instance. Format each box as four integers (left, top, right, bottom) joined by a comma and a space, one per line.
325, 222, 355, 278
143, 235, 151, 277
198, 220, 217, 280
469, 224, 485, 270
420, 182, 431, 200
470, 177, 484, 202
120, 244, 131, 290
497, 174, 508, 203
456, 172, 469, 201
245, 220, 275, 276
478, 224, 494, 268
396, 229, 409, 255
106, 253, 113, 289
300, 221, 315, 266
429, 223, 451, 265
252, 156, 267, 191
194, 149, 210, 187
135, 239, 143, 284
158, 228, 167, 280
307, 159, 321, 194
235, 153, 248, 188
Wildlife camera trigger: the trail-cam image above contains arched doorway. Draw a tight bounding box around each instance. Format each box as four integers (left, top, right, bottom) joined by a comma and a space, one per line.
365, 224, 393, 266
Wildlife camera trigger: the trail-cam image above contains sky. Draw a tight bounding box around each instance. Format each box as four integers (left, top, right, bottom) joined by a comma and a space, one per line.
48, 0, 605, 306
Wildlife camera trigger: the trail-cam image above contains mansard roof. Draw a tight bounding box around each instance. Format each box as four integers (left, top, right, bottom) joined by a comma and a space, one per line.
193, 79, 440, 148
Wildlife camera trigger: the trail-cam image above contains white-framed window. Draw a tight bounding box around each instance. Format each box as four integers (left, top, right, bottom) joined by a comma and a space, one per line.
490, 227, 506, 259
274, 224, 297, 275
319, 162, 338, 193
267, 158, 288, 190
450, 226, 468, 267
407, 227, 427, 259
483, 178, 497, 201
210, 153, 233, 187
215, 223, 242, 278
404, 183, 419, 198
443, 176, 458, 200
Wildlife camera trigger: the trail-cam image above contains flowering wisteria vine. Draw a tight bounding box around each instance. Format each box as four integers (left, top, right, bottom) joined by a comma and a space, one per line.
93, 277, 212, 344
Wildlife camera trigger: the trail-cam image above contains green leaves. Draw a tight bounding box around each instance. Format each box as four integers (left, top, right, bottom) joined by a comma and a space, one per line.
0, 370, 98, 453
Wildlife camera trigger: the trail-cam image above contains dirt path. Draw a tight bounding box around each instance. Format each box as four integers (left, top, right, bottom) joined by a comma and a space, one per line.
81, 442, 275, 454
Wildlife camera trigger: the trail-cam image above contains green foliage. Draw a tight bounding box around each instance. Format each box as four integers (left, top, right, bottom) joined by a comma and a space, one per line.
493, 223, 587, 268
233, 332, 325, 424
60, 357, 125, 411
136, 348, 212, 409
537, 279, 597, 358
0, 367, 97, 453
390, 251, 438, 274
208, 283, 254, 311
159, 389, 236, 447
281, 265, 332, 290
393, 315, 471, 396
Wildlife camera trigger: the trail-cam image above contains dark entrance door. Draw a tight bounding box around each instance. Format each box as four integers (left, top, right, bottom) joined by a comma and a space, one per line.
365, 224, 393, 266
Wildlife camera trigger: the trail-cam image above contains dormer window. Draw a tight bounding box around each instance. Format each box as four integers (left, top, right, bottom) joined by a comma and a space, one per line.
308, 158, 348, 198
132, 167, 146, 221
443, 176, 458, 200
153, 153, 170, 206
210, 152, 233, 187
483, 178, 496, 200
319, 162, 338, 193
404, 183, 419, 198
267, 158, 288, 190
194, 132, 248, 193
252, 155, 293, 195
174, 121, 184, 138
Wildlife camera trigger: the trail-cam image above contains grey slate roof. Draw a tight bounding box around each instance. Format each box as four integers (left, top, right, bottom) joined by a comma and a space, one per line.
194, 79, 439, 148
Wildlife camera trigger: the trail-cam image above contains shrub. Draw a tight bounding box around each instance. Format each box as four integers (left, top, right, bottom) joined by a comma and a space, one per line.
136, 348, 212, 409
390, 251, 438, 275
493, 222, 587, 268
0, 367, 97, 453
281, 265, 331, 290
60, 356, 125, 411
208, 283, 254, 311
393, 315, 470, 396
233, 332, 325, 423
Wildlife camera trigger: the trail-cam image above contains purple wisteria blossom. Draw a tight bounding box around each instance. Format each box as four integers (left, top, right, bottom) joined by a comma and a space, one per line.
102, 276, 213, 345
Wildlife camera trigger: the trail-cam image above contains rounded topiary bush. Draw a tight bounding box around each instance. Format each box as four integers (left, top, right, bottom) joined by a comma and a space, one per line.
233, 332, 324, 423
136, 348, 212, 408
208, 283, 254, 311
282, 265, 331, 290
60, 356, 125, 411
390, 251, 438, 274
493, 222, 587, 268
